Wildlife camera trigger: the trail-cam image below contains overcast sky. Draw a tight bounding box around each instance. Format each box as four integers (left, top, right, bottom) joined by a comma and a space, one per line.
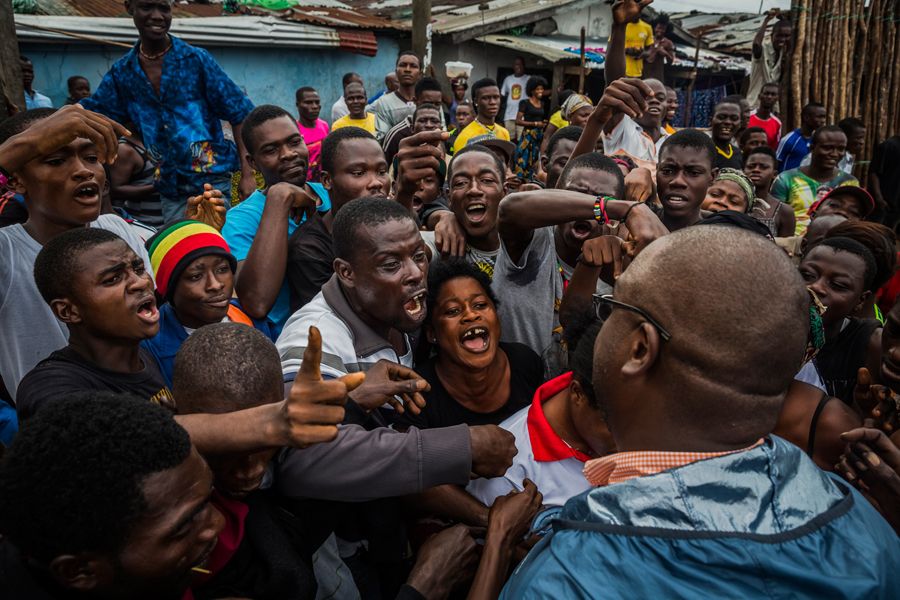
648, 0, 791, 13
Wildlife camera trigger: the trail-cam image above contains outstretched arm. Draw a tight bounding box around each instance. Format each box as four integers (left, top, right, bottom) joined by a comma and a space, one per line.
606, 0, 654, 84
498, 189, 666, 263
753, 12, 777, 59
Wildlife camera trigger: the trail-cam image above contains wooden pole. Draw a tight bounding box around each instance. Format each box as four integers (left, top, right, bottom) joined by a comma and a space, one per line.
578, 26, 586, 94
0, 0, 24, 118
412, 0, 431, 69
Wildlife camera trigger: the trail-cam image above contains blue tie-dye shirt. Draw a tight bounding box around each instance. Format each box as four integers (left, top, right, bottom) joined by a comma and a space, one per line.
82, 36, 254, 199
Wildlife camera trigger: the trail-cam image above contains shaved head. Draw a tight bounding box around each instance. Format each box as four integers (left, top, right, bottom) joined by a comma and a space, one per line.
594, 226, 809, 450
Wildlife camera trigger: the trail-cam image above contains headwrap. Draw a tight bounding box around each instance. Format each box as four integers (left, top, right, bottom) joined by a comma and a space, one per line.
713, 168, 756, 213
146, 220, 236, 301
562, 94, 593, 121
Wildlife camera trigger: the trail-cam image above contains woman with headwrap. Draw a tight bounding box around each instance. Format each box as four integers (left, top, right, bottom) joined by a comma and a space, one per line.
701, 168, 757, 214
561, 93, 593, 128
512, 76, 549, 182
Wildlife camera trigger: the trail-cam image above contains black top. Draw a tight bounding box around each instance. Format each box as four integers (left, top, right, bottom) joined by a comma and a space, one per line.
872, 136, 900, 221
15, 346, 174, 421
287, 212, 335, 311
518, 99, 545, 124
814, 318, 880, 405
396, 342, 544, 430
713, 142, 743, 170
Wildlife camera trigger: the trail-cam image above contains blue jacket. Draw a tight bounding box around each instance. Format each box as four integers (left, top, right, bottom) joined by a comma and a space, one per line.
142, 300, 276, 388
502, 436, 900, 599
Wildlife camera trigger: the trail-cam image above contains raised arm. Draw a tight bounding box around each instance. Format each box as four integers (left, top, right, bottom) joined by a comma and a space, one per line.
233, 183, 318, 319
567, 78, 651, 166
606, 0, 653, 84
753, 11, 777, 59
0, 104, 127, 172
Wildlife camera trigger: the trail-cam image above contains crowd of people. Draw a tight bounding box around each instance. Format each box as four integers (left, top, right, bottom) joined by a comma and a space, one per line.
1, 0, 899, 598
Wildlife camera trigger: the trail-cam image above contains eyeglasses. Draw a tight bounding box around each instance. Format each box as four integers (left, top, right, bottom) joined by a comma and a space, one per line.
592, 294, 672, 342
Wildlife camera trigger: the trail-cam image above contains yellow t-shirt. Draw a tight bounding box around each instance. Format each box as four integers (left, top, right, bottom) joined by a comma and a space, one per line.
451, 120, 511, 154
549, 110, 568, 129
332, 113, 377, 134
625, 20, 654, 78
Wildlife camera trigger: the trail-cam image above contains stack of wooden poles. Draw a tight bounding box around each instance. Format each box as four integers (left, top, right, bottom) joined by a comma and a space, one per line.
786, 0, 900, 167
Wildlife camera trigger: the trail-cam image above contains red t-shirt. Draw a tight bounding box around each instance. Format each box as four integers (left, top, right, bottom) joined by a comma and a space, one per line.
748, 111, 783, 150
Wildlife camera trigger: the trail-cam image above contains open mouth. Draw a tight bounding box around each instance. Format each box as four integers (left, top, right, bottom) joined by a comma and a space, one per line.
465, 202, 488, 224
571, 220, 594, 239
459, 326, 490, 353
136, 296, 160, 325
664, 194, 690, 208
191, 539, 218, 573
73, 182, 100, 203
719, 126, 733, 136
646, 105, 662, 116
403, 291, 426, 320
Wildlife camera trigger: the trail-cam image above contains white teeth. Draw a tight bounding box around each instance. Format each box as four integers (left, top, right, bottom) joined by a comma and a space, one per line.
462, 327, 487, 340
466, 203, 486, 213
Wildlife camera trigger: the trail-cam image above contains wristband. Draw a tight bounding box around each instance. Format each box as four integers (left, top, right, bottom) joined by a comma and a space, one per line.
621, 201, 642, 224
593, 195, 616, 225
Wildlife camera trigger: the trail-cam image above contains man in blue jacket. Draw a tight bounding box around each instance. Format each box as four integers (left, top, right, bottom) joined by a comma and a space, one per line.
503, 226, 900, 598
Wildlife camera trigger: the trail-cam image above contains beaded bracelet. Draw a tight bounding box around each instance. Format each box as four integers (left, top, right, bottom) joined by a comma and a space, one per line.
593, 196, 614, 225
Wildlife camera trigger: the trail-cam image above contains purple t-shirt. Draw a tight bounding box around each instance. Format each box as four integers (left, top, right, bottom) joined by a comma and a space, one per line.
298, 118, 330, 182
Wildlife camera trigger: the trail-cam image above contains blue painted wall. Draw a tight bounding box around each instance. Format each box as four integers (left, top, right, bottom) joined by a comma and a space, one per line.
20, 36, 400, 121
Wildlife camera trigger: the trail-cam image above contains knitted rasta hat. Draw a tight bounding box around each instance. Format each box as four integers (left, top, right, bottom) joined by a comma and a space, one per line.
146, 220, 236, 301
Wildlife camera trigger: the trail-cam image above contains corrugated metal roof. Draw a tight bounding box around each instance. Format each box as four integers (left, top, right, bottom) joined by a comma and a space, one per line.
239, 5, 396, 29
650, 0, 788, 11
667, 12, 768, 56
32, 0, 224, 17
15, 15, 346, 49
481, 33, 751, 72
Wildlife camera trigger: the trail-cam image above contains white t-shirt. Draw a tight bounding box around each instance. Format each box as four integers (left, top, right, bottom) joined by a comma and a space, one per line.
0, 214, 153, 399
467, 372, 592, 507
501, 74, 531, 122
602, 114, 668, 176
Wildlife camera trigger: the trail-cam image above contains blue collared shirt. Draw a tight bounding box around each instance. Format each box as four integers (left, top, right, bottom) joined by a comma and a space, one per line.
82, 36, 254, 199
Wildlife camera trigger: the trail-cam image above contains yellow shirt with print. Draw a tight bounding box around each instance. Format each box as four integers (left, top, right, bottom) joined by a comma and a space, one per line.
451, 120, 511, 154
625, 20, 654, 78
332, 113, 377, 135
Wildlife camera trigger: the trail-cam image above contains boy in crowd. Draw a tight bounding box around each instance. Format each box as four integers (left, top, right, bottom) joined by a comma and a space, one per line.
602, 6, 668, 172
541, 126, 584, 189
802, 116, 866, 175
739, 126, 769, 158
496, 153, 666, 369
0, 107, 149, 402
0, 393, 225, 599
807, 186, 875, 223
748, 11, 792, 110
142, 220, 276, 386
17, 228, 172, 417
65, 75, 92, 105
332, 81, 375, 134
709, 100, 744, 169
221, 104, 330, 331
452, 78, 510, 153
330, 71, 363, 122
748, 82, 782, 150
382, 77, 444, 166
448, 101, 475, 151
295, 86, 329, 182
777, 102, 827, 171
82, 0, 257, 216
654, 128, 717, 231
286, 127, 389, 309
771, 124, 860, 234
20, 56, 53, 109
371, 50, 422, 138
502, 226, 899, 598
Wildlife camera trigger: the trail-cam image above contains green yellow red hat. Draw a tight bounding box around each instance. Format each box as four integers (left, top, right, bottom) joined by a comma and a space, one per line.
145, 220, 236, 301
